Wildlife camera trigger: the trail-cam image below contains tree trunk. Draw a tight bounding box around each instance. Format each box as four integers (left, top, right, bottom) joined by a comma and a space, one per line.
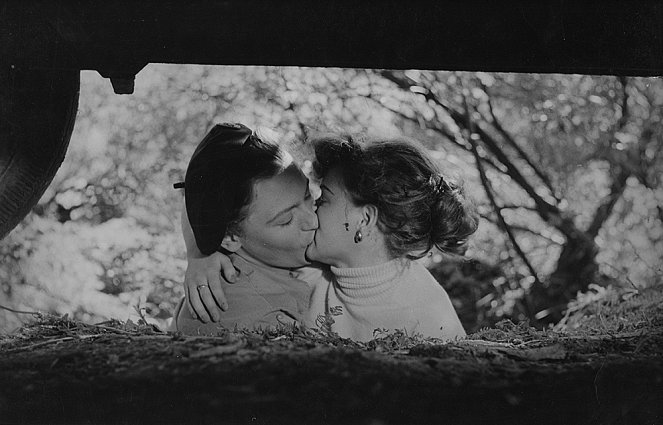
531, 162, 633, 324
530, 234, 599, 325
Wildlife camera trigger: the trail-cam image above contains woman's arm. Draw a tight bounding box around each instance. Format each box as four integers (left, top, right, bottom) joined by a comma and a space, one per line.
181, 200, 237, 322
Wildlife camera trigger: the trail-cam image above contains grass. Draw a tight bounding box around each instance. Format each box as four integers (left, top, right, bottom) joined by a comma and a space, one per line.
2, 282, 662, 355
1, 283, 662, 424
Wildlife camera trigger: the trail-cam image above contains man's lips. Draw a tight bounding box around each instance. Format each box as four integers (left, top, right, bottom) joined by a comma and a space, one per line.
310, 228, 320, 244
305, 232, 316, 249
305, 231, 319, 254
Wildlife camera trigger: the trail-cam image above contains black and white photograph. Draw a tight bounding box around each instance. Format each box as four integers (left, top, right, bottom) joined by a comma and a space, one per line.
1, 1, 662, 424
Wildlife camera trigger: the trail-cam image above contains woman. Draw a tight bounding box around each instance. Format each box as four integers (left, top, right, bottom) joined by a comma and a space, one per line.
175, 124, 478, 341
302, 136, 480, 340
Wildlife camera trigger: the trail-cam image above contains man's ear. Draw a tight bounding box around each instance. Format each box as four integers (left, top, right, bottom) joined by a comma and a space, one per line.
220, 233, 242, 252
360, 204, 380, 230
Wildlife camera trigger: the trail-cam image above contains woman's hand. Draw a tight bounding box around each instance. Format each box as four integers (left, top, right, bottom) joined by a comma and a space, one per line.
184, 251, 238, 323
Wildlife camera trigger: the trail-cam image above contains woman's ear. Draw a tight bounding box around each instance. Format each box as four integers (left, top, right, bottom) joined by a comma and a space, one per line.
220, 233, 242, 252
360, 204, 380, 231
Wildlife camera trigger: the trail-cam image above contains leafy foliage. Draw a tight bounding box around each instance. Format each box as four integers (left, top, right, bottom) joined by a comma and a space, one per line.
1, 65, 661, 333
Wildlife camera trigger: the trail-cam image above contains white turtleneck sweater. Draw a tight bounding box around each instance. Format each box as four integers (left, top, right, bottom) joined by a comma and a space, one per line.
304, 259, 466, 342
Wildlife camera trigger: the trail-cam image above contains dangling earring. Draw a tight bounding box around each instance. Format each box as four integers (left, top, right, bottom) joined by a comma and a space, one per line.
344, 222, 349, 231
354, 230, 363, 243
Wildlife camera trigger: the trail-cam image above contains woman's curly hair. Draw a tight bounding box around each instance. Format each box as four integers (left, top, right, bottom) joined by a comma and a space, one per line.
313, 135, 478, 260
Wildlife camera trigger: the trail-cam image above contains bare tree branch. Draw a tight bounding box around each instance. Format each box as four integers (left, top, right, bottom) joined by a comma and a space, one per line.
462, 89, 543, 287
616, 75, 629, 130
359, 92, 507, 176
499, 204, 540, 212
586, 77, 633, 238
588, 76, 631, 162
479, 212, 563, 245
380, 70, 563, 227
481, 82, 560, 202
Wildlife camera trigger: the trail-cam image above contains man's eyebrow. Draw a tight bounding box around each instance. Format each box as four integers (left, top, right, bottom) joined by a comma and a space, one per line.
267, 180, 310, 224
320, 184, 334, 195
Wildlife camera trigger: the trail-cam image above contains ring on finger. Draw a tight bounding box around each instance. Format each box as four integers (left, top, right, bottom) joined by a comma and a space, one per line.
197, 284, 209, 290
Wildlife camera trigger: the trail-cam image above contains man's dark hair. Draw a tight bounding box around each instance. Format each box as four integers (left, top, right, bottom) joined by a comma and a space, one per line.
183, 123, 286, 255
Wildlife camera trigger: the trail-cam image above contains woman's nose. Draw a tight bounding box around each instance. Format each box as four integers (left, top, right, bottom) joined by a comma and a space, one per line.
302, 206, 318, 231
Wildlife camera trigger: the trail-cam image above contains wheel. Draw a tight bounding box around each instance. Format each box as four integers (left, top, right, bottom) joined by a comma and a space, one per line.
0, 67, 80, 239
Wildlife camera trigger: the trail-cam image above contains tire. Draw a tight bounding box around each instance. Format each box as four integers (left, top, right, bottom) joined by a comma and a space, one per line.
0, 68, 80, 239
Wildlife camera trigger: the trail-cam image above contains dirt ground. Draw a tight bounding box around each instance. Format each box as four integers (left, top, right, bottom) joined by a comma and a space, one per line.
1, 286, 662, 425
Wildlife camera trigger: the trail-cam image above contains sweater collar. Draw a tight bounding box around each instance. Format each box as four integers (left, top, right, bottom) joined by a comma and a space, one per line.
330, 259, 407, 302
